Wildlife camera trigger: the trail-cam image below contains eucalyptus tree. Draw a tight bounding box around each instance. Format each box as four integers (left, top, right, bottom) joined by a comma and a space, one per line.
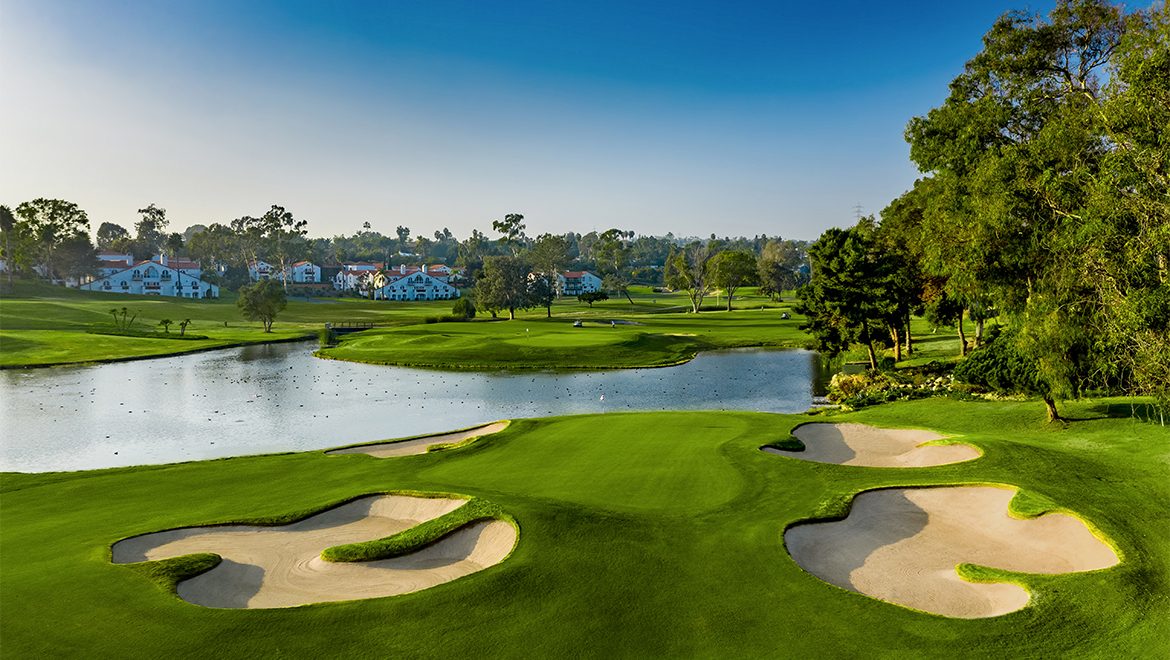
135, 204, 169, 256
666, 240, 720, 313
259, 205, 309, 290
492, 214, 527, 256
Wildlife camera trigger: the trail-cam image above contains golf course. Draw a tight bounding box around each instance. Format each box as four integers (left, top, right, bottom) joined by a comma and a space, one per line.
2, 398, 1166, 658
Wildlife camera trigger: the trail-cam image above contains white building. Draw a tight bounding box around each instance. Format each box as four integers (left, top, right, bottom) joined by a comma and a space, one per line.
251, 260, 320, 283
289, 261, 320, 283
80, 259, 219, 298
97, 251, 135, 277
154, 254, 202, 278
369, 268, 460, 301
559, 271, 603, 296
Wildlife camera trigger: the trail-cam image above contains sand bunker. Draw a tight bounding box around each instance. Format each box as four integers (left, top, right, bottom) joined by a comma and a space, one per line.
763, 423, 979, 467
785, 486, 1118, 618
327, 422, 509, 458
111, 494, 517, 609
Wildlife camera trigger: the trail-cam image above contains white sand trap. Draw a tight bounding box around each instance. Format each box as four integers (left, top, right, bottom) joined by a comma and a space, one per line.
111, 494, 517, 609
785, 486, 1119, 618
326, 421, 509, 458
762, 423, 979, 467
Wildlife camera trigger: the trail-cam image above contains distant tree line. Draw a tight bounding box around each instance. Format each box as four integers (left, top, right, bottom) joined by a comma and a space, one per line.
2, 200, 814, 300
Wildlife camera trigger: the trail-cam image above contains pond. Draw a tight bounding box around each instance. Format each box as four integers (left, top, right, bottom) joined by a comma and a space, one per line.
0, 342, 829, 473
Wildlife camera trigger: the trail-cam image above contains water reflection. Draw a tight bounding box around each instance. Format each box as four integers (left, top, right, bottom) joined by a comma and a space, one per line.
1, 342, 827, 473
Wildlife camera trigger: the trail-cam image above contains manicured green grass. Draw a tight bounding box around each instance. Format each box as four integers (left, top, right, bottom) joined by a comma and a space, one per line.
1, 398, 1165, 658
0, 281, 455, 367
318, 288, 811, 369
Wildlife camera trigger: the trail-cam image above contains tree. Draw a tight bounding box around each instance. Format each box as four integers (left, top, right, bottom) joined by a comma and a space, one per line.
14, 198, 90, 283
712, 250, 756, 311
236, 278, 287, 332
95, 222, 130, 250
135, 204, 169, 256
666, 241, 719, 313
474, 255, 531, 319
258, 205, 309, 291
452, 297, 476, 319
55, 235, 99, 284
795, 227, 899, 371
903, 0, 1164, 420
603, 273, 634, 305
187, 224, 236, 275
166, 232, 185, 257
396, 225, 411, 251
179, 319, 192, 336
158, 319, 173, 334
578, 290, 609, 308
528, 273, 557, 318
594, 229, 630, 275
0, 205, 20, 283
530, 233, 572, 295
492, 214, 527, 255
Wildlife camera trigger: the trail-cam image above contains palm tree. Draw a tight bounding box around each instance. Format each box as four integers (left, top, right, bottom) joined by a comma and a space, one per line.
369, 268, 389, 299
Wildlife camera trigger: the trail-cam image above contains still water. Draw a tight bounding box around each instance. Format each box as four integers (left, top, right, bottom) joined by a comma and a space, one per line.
1, 342, 828, 473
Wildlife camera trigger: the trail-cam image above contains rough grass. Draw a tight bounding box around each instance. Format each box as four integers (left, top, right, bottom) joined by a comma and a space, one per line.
1, 398, 1165, 659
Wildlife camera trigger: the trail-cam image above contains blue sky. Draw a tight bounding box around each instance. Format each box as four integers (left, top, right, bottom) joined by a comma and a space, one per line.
0, 0, 1055, 241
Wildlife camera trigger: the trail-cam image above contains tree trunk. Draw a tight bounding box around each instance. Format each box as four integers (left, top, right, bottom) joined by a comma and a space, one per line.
546, 305, 551, 318
866, 342, 878, 371
727, 292, 733, 311
888, 325, 902, 362
905, 313, 913, 357
957, 312, 967, 357
508, 307, 515, 320
625, 291, 634, 305
1043, 396, 1063, 422
974, 317, 984, 348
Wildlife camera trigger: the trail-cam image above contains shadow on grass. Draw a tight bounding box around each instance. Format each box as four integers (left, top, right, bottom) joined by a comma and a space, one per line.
1096, 402, 1165, 423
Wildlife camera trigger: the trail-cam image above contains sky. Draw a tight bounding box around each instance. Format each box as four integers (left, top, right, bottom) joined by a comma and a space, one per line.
0, 0, 1057, 242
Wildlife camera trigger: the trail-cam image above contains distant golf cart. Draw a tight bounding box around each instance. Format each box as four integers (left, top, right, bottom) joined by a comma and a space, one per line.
573, 320, 583, 327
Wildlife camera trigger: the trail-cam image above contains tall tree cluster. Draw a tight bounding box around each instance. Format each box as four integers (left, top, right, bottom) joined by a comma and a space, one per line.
795, 0, 1168, 419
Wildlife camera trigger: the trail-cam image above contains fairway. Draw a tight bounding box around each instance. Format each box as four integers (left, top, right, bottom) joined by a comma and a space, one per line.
1, 398, 1166, 658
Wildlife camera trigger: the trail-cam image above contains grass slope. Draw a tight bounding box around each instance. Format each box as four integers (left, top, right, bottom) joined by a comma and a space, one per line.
1, 398, 1166, 659
318, 288, 811, 369
0, 282, 455, 367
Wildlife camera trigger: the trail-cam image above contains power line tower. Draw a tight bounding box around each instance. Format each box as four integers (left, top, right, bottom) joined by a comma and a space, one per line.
853, 203, 864, 222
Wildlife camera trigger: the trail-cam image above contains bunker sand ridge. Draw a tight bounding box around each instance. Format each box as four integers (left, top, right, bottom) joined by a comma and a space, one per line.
111, 494, 517, 608
763, 422, 980, 467
785, 486, 1119, 618
326, 422, 510, 458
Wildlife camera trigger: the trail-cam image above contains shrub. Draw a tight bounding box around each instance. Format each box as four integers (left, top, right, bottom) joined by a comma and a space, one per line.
318, 327, 337, 348
953, 330, 1046, 397
452, 297, 476, 318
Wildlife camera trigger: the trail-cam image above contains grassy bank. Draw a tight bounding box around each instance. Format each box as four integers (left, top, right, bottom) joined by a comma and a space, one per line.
317, 286, 812, 369
1, 398, 1165, 658
0, 281, 454, 367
